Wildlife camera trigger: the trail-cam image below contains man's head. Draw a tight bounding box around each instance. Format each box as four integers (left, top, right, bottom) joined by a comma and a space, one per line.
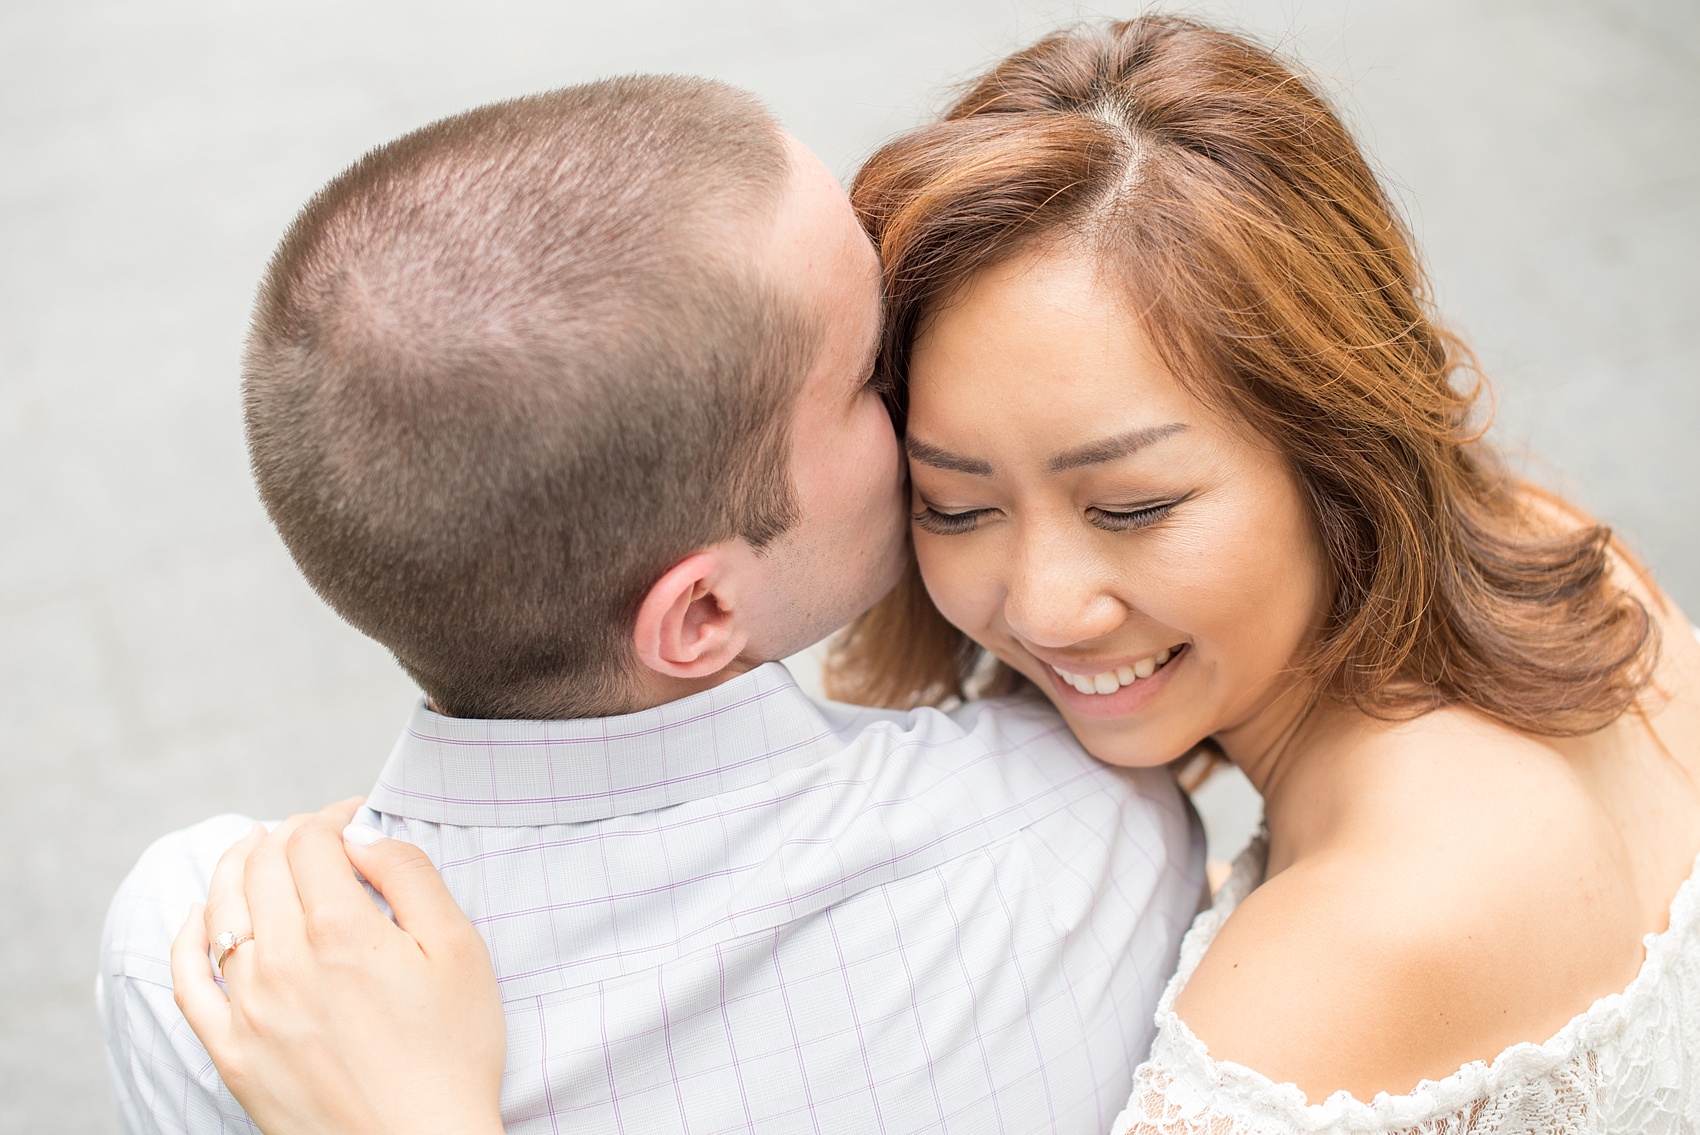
245, 77, 904, 719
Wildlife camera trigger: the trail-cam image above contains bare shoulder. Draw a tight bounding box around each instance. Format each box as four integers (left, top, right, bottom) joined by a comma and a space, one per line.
1174, 716, 1649, 1103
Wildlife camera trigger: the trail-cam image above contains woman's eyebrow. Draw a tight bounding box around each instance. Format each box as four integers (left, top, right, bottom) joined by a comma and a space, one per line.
1047, 423, 1188, 473
906, 437, 994, 475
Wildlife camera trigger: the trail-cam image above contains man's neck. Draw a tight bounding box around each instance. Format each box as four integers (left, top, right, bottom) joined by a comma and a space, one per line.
426, 654, 768, 720
623, 654, 766, 714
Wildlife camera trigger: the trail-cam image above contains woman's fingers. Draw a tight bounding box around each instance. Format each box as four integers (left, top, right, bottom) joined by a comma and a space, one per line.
319, 796, 365, 828
202, 824, 266, 979
171, 903, 231, 1052
243, 813, 315, 946
341, 825, 479, 955
171, 807, 507, 1135
284, 803, 387, 946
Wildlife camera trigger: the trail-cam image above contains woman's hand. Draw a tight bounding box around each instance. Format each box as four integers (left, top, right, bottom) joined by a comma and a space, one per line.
170, 799, 507, 1135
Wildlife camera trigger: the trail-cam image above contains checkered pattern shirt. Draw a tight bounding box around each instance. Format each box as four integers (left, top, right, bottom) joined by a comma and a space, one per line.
100, 663, 1204, 1134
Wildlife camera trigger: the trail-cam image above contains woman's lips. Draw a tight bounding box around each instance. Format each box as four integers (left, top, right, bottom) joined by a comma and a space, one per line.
1037, 643, 1189, 717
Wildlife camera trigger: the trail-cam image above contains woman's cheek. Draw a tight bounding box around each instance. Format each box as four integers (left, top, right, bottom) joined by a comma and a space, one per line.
914, 535, 980, 632
1194, 511, 1322, 695
920, 536, 1023, 672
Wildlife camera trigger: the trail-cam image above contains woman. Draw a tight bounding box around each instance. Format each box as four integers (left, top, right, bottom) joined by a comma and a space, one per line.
174, 15, 1700, 1134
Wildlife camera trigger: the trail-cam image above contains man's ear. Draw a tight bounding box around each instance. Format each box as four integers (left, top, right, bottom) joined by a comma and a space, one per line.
632, 548, 753, 680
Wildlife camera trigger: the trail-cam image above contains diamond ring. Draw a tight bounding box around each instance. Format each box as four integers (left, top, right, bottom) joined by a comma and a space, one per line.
213, 930, 254, 976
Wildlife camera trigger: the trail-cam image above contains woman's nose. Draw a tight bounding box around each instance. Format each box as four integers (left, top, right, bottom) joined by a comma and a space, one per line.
1001, 535, 1128, 649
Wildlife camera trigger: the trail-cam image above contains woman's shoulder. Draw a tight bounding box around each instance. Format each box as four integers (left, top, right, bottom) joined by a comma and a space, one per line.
1173, 713, 1651, 1105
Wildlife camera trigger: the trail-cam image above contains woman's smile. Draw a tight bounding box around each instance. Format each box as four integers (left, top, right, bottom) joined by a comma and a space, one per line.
1034, 641, 1189, 717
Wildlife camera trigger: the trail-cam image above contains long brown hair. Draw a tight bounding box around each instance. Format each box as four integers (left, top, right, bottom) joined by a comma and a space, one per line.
826, 15, 1656, 738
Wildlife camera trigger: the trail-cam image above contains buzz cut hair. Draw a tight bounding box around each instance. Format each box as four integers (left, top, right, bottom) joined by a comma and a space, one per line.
243, 76, 817, 719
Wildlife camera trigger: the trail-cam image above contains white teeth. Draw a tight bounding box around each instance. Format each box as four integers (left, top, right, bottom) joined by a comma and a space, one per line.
1050, 646, 1181, 696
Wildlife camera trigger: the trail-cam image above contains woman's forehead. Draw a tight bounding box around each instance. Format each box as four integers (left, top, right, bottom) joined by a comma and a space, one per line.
906, 256, 1199, 450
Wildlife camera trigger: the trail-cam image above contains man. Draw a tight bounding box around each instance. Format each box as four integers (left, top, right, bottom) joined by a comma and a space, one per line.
100, 77, 1203, 1134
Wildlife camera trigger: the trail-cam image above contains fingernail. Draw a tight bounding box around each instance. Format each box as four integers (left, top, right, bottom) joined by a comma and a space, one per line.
343, 822, 389, 847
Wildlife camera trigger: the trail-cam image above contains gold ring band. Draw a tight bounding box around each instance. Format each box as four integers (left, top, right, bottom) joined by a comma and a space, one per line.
213, 930, 253, 975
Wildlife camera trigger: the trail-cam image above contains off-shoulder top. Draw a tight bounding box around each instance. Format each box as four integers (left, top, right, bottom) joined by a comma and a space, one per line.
1112, 830, 1700, 1135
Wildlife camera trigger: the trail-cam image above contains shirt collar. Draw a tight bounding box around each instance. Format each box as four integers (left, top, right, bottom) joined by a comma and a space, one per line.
365, 663, 847, 826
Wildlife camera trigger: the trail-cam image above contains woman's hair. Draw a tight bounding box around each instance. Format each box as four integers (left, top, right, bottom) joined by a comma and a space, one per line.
826, 15, 1656, 738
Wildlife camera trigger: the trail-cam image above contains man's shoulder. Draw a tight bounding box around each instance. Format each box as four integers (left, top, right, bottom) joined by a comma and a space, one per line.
103, 813, 262, 987
816, 691, 1186, 814
804, 691, 1199, 899
815, 689, 1114, 768
101, 814, 264, 1133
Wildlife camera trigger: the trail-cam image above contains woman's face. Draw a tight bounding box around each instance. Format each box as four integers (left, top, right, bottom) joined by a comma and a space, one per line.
905, 248, 1330, 767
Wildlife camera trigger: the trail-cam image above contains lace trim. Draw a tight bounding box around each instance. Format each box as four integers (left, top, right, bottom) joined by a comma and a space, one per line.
1125, 829, 1700, 1131
1117, 1055, 1602, 1135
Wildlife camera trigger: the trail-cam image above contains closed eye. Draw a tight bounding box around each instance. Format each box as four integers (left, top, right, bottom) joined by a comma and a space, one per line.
912, 506, 992, 535
1086, 499, 1183, 532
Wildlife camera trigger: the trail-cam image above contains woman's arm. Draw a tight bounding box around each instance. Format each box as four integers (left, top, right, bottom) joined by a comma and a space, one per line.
170, 800, 508, 1135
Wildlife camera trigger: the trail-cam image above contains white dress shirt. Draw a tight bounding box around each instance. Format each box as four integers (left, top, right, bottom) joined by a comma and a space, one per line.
100, 663, 1204, 1134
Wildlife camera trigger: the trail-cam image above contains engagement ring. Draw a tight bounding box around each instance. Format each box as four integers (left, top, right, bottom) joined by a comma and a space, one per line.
213, 930, 253, 976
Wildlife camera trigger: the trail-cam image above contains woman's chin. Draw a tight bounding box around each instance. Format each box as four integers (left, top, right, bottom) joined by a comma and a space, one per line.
1071, 725, 1198, 769
1047, 705, 1204, 770
1006, 645, 1198, 768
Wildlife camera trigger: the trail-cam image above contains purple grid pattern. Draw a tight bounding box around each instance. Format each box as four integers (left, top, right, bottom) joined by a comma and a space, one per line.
99, 664, 1204, 1134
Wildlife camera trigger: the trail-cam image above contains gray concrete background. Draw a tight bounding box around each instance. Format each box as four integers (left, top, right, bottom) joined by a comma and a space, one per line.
2, 0, 1695, 1129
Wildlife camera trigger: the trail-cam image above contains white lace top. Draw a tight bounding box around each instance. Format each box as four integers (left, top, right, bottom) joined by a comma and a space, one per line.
1112, 831, 1700, 1135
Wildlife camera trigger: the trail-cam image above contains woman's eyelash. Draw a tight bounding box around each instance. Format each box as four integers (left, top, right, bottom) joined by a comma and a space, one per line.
913, 498, 1184, 536
1087, 501, 1178, 531
912, 507, 988, 535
